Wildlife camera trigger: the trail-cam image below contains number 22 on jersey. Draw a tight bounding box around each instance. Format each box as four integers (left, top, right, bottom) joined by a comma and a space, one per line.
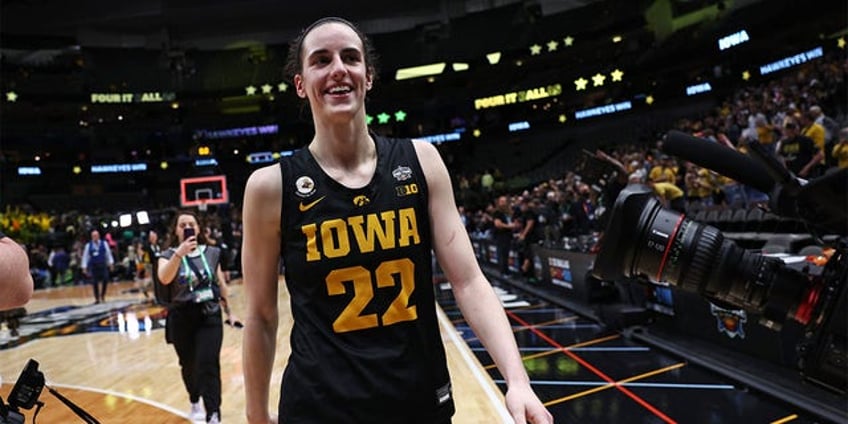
326, 258, 418, 333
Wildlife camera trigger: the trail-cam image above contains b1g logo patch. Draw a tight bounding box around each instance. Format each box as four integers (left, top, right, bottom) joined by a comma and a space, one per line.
395, 183, 418, 197
710, 303, 747, 339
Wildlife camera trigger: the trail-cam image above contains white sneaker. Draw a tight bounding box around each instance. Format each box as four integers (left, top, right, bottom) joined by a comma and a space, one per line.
189, 401, 205, 421
208, 412, 220, 424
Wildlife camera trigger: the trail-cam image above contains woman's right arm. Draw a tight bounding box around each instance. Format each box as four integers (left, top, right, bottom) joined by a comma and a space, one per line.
242, 165, 283, 424
158, 239, 193, 285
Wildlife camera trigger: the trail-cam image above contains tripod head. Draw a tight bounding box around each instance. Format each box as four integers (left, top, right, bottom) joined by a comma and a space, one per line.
0, 360, 99, 424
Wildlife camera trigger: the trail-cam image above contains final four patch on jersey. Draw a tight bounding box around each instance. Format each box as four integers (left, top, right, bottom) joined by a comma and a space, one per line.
392, 165, 413, 181
295, 176, 317, 198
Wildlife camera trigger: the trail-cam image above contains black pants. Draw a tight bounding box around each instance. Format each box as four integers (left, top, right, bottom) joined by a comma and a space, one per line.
88, 264, 110, 301
496, 237, 512, 275
167, 303, 223, 420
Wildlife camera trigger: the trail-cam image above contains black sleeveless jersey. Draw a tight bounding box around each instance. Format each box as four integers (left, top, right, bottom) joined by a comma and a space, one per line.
278, 136, 454, 424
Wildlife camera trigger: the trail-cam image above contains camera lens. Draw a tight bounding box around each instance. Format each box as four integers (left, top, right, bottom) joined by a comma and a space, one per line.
594, 185, 812, 329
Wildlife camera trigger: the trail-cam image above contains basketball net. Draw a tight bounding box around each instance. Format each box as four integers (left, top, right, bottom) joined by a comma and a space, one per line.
198, 200, 208, 213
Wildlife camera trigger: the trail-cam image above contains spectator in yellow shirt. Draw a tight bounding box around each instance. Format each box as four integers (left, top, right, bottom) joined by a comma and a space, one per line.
649, 181, 686, 213
832, 128, 848, 170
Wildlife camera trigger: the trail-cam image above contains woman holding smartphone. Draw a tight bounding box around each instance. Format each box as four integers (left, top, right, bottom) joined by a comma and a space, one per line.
158, 209, 237, 424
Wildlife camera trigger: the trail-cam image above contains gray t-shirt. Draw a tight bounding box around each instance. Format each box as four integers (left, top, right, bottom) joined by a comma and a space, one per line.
160, 245, 221, 305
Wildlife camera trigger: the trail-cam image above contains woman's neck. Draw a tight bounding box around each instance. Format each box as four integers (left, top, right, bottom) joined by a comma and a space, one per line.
309, 123, 376, 189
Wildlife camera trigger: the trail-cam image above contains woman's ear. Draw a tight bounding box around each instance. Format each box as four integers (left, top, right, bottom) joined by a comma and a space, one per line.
294, 75, 306, 98
365, 72, 373, 91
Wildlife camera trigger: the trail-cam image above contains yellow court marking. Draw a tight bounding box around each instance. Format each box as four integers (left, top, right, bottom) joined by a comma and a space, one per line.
466, 316, 579, 343
484, 334, 621, 370
771, 414, 798, 424
544, 362, 687, 407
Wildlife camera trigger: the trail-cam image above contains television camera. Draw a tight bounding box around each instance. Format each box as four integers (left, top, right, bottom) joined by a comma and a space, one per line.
0, 360, 100, 424
591, 131, 847, 397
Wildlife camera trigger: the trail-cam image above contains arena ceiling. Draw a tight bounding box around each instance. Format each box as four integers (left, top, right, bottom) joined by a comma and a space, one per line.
1, 0, 603, 51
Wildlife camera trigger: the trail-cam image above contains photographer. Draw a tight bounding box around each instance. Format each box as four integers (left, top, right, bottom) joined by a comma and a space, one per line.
157, 210, 239, 424
0, 230, 33, 310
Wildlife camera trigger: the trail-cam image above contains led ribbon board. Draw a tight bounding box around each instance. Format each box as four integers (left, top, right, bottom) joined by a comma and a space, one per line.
718, 30, 750, 51
419, 132, 462, 144
474, 84, 563, 110
686, 82, 712, 96
195, 124, 279, 139
574, 101, 632, 120
90, 92, 175, 103
759, 47, 823, 75
91, 163, 147, 173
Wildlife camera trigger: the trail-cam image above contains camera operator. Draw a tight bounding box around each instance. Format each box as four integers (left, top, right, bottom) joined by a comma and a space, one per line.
0, 230, 34, 310
157, 210, 240, 424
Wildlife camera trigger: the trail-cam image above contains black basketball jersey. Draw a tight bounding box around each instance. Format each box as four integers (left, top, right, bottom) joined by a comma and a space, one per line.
278, 136, 454, 423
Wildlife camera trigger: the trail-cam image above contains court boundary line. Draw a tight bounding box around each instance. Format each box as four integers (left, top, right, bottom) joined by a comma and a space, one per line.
437, 305, 513, 424
47, 382, 190, 419
506, 310, 677, 424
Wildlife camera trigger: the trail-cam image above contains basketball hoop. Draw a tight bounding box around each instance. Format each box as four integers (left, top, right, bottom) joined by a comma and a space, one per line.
198, 200, 208, 213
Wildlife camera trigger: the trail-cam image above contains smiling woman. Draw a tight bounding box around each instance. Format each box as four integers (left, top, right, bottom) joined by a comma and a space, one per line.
240, 16, 552, 424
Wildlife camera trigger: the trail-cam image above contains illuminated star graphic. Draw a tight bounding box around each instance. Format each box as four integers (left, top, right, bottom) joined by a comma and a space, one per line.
564, 36, 574, 47
261, 84, 273, 94
278, 82, 288, 92
546, 40, 558, 52
574, 77, 588, 91
838, 37, 846, 49
473, 129, 481, 138
366, 114, 374, 125
646, 95, 655, 105
6, 91, 18, 102
558, 114, 567, 123
394, 110, 407, 122
610, 69, 624, 82
377, 112, 390, 124
529, 44, 542, 55
245, 85, 257, 95
742, 70, 751, 81
592, 73, 606, 87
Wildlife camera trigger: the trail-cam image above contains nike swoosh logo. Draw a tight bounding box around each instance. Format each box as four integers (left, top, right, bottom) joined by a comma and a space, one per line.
298, 196, 326, 212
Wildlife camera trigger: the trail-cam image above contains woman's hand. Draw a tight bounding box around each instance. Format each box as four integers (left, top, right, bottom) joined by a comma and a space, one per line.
174, 236, 198, 258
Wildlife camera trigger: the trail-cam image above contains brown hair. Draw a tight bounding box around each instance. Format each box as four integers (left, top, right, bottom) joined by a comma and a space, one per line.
283, 17, 379, 85
170, 209, 207, 246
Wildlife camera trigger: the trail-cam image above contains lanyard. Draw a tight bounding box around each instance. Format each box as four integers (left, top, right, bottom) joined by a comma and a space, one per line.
180, 246, 213, 291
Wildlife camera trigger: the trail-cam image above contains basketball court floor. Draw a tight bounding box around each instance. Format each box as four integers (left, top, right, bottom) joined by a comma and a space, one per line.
1, 274, 844, 423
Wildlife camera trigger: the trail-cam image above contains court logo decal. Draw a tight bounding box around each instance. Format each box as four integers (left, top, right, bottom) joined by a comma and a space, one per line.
0, 301, 167, 350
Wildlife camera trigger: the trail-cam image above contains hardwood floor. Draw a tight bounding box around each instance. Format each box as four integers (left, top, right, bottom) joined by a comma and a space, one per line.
0, 279, 505, 423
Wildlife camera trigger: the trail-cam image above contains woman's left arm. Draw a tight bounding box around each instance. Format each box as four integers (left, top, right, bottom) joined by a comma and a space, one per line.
414, 141, 552, 424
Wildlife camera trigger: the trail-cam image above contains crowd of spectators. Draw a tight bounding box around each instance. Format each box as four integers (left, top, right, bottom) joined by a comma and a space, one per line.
455, 53, 846, 279
5, 52, 846, 290
18, 206, 243, 294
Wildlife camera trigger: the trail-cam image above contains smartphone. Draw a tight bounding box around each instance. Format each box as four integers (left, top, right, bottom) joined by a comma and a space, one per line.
183, 227, 195, 239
